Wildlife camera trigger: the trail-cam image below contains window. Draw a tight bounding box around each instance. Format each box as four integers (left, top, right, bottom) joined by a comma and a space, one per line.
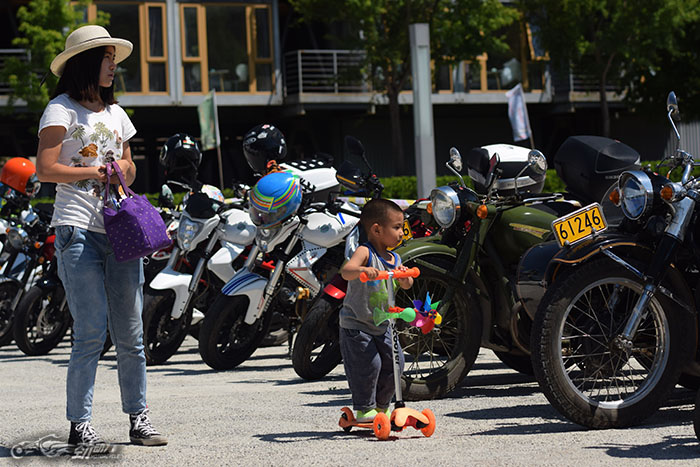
180, 3, 274, 94
89, 1, 168, 94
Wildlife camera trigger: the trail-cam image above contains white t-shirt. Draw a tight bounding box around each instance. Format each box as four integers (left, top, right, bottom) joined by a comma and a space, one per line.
38, 93, 136, 233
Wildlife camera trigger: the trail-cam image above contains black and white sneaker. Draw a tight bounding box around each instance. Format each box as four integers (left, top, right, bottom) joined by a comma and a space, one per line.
68, 420, 104, 446
129, 408, 168, 446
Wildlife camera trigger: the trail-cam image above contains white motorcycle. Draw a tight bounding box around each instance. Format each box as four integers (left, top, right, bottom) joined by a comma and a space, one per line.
198, 137, 374, 371
144, 160, 338, 365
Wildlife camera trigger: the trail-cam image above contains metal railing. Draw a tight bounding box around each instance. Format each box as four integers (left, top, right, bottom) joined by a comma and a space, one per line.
283, 49, 369, 95
0, 49, 30, 94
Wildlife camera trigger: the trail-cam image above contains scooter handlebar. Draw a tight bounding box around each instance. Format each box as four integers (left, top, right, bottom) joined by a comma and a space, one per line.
359, 267, 420, 282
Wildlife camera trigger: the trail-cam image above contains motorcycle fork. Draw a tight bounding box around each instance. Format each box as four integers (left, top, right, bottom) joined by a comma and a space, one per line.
616, 233, 682, 349
436, 218, 482, 315
13, 255, 38, 309
180, 229, 222, 317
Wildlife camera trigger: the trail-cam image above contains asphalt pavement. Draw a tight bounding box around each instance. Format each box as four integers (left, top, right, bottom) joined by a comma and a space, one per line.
1, 336, 698, 465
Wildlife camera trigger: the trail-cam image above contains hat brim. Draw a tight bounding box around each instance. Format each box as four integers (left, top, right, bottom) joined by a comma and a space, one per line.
50, 38, 133, 77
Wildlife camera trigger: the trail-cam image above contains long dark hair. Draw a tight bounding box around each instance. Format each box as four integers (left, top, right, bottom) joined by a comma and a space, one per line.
52, 46, 117, 105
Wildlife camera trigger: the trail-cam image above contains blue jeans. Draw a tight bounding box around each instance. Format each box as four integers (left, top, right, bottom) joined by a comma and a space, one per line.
339, 326, 404, 412
54, 225, 146, 422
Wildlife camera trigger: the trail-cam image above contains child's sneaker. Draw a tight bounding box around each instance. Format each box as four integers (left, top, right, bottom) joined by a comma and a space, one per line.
376, 407, 391, 416
129, 408, 168, 446
356, 409, 379, 423
68, 420, 104, 446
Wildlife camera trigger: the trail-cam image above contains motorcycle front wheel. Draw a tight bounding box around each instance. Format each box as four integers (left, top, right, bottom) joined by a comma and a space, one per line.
291, 295, 342, 380
198, 294, 272, 370
395, 260, 482, 400
13, 284, 71, 356
532, 257, 693, 429
0, 281, 21, 347
142, 290, 193, 365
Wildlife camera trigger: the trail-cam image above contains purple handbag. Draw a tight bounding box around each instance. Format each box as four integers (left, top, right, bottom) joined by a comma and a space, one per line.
103, 162, 171, 262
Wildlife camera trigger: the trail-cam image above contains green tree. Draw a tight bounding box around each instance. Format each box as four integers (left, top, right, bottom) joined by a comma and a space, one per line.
521, 0, 699, 137
1, 0, 108, 114
289, 0, 517, 173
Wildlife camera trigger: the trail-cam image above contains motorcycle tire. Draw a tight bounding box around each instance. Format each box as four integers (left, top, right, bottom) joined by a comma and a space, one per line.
142, 290, 193, 366
694, 390, 700, 441
0, 281, 22, 347
396, 260, 482, 401
494, 350, 534, 376
531, 256, 693, 429
13, 284, 71, 356
291, 295, 342, 381
198, 294, 273, 371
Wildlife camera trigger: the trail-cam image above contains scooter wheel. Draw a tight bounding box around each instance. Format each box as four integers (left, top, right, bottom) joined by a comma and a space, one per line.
340, 408, 354, 433
373, 413, 391, 440
420, 409, 436, 437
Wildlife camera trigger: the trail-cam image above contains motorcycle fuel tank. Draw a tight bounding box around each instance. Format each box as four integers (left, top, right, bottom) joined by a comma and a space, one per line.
489, 203, 558, 266
220, 208, 256, 246
300, 209, 359, 249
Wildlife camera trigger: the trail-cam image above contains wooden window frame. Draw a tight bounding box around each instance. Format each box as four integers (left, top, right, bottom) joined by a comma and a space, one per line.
88, 1, 169, 94
180, 3, 209, 94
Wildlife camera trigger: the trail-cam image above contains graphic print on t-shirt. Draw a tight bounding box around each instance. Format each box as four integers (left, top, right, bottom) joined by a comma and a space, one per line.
69, 122, 122, 196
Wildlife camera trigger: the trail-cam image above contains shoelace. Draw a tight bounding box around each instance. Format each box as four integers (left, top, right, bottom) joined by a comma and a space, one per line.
74, 421, 102, 443
132, 410, 160, 436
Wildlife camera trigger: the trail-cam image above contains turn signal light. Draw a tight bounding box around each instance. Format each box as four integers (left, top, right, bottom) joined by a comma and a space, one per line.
34, 242, 42, 249
609, 188, 621, 206
660, 184, 674, 202
426, 202, 433, 215
476, 204, 488, 219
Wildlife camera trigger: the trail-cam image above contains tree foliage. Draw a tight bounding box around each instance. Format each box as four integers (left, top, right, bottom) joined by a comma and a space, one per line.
288, 0, 517, 173
1, 0, 108, 114
521, 0, 700, 135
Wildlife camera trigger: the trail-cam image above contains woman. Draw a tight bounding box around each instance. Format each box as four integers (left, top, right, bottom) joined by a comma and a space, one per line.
36, 25, 166, 447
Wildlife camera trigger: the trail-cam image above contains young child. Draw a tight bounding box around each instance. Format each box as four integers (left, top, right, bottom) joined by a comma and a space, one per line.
339, 198, 414, 422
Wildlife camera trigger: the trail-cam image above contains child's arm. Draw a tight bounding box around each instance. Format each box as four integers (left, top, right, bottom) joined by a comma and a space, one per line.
395, 264, 414, 289
340, 246, 380, 281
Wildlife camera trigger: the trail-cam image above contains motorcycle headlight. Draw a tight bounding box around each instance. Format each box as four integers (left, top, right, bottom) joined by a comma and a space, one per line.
255, 227, 275, 252
177, 217, 204, 250
430, 186, 460, 228
7, 227, 28, 250
619, 171, 654, 220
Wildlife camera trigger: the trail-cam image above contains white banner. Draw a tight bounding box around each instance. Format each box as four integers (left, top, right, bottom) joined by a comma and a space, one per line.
505, 83, 532, 142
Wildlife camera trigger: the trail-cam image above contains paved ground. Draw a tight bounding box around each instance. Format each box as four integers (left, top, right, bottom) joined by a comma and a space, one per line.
1, 336, 699, 466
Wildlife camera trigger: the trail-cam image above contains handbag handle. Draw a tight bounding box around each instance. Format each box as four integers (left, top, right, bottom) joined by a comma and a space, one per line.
104, 161, 136, 202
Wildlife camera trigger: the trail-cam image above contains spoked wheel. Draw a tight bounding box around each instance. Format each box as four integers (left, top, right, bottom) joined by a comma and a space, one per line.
142, 290, 192, 365
291, 295, 342, 380
394, 258, 482, 401
13, 285, 71, 356
532, 257, 693, 428
0, 281, 21, 347
198, 294, 272, 370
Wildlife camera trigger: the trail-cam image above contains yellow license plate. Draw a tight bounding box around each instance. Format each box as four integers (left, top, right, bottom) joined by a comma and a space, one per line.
389, 219, 413, 250
551, 203, 607, 247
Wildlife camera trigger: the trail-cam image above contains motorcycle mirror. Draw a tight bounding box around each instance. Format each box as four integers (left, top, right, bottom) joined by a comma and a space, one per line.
344, 135, 373, 172
667, 92, 679, 119
666, 91, 681, 142
449, 147, 463, 172
527, 149, 548, 175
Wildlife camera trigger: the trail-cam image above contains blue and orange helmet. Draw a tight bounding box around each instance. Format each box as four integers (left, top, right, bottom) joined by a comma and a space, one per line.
249, 171, 302, 228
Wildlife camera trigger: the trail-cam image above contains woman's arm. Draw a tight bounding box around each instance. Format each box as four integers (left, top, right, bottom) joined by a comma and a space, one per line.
110, 141, 136, 186
36, 126, 101, 183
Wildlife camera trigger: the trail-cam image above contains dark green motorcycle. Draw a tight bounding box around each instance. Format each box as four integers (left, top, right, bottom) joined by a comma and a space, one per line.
394, 144, 587, 400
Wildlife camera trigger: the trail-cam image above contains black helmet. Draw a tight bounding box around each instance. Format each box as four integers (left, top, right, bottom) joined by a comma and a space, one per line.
160, 133, 202, 186
242, 124, 287, 175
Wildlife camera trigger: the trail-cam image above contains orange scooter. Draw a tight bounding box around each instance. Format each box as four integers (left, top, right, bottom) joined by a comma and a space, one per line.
338, 267, 437, 440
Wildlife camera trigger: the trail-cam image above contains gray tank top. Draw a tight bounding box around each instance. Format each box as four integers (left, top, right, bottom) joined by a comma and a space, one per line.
339, 243, 401, 335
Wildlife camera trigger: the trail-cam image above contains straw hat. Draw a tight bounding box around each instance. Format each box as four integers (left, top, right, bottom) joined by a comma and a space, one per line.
50, 25, 133, 77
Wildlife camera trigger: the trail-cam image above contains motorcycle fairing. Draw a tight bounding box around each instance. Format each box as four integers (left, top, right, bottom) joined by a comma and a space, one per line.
208, 242, 244, 282
285, 240, 327, 296
148, 265, 191, 319
220, 270, 267, 325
